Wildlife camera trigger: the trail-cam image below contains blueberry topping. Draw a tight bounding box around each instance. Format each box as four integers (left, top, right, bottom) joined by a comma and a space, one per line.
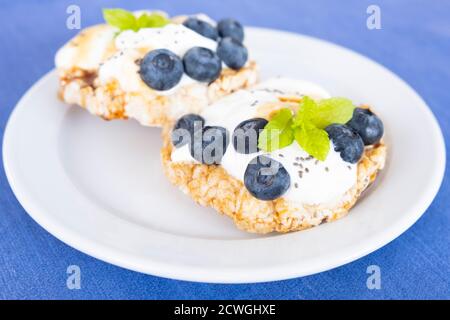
183, 47, 222, 82
217, 18, 244, 42
171, 114, 205, 148
325, 124, 364, 164
190, 126, 229, 164
183, 17, 218, 40
139, 49, 183, 91
232, 118, 268, 154
217, 37, 248, 70
244, 155, 290, 201
347, 108, 384, 145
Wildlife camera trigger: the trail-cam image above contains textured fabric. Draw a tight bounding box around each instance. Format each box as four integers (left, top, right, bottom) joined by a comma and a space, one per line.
0, 0, 449, 299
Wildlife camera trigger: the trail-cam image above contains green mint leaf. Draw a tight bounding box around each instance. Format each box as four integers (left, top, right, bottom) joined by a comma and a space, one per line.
294, 121, 330, 161
137, 13, 169, 28
136, 14, 150, 28
293, 96, 317, 127
311, 97, 355, 129
258, 108, 294, 152
103, 8, 137, 31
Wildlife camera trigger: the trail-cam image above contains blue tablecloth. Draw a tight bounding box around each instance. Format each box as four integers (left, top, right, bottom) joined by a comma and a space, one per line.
0, 0, 449, 299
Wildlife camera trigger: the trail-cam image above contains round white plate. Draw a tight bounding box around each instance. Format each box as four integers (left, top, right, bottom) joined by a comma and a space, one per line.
3, 27, 445, 283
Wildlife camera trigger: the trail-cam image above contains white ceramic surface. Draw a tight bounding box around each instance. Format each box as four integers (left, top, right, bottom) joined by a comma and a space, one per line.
3, 27, 445, 283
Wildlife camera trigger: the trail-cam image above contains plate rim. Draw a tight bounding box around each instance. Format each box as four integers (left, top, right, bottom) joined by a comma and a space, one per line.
3, 27, 446, 283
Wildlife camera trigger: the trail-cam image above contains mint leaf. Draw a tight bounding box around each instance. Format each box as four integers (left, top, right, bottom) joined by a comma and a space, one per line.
258, 108, 294, 152
293, 96, 317, 127
294, 122, 330, 161
137, 13, 169, 28
103, 8, 137, 31
136, 14, 150, 28
311, 97, 355, 129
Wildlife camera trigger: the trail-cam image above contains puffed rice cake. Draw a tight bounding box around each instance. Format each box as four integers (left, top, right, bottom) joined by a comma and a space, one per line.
55, 14, 259, 127
161, 96, 386, 234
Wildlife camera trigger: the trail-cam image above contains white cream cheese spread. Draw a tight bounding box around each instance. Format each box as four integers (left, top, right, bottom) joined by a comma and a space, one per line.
99, 23, 217, 95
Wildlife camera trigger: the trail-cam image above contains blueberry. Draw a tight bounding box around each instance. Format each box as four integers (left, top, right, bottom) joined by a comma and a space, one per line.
232, 118, 268, 154
244, 155, 290, 201
217, 37, 248, 70
217, 18, 244, 42
325, 124, 364, 164
183, 17, 218, 40
183, 47, 222, 82
139, 49, 183, 91
347, 108, 384, 145
171, 114, 205, 148
190, 126, 229, 164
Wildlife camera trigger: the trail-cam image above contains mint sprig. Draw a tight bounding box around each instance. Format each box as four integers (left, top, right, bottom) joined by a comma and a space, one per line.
259, 96, 355, 161
103, 8, 169, 32
258, 108, 294, 151
136, 13, 169, 28
309, 97, 355, 129
294, 121, 330, 161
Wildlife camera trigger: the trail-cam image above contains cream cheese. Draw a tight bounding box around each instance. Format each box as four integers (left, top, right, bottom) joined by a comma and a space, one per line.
171, 78, 358, 206
98, 23, 217, 95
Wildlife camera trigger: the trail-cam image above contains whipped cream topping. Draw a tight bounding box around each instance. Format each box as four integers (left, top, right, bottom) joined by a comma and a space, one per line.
171, 78, 358, 206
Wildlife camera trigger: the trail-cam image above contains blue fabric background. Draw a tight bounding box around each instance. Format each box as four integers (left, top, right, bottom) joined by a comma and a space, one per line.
0, 0, 449, 299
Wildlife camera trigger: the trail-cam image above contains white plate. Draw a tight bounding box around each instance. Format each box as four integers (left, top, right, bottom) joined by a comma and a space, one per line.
3, 27, 445, 283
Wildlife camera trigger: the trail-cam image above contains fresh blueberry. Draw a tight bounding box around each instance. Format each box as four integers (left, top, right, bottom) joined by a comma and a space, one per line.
139, 49, 183, 91
190, 126, 230, 164
347, 108, 384, 145
171, 114, 205, 148
217, 37, 248, 70
183, 17, 218, 40
244, 155, 290, 201
183, 47, 222, 82
325, 124, 364, 164
217, 18, 244, 42
232, 118, 268, 154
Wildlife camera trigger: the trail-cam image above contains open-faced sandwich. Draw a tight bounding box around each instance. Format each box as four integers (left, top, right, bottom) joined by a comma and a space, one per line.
55, 9, 258, 126
162, 78, 386, 233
